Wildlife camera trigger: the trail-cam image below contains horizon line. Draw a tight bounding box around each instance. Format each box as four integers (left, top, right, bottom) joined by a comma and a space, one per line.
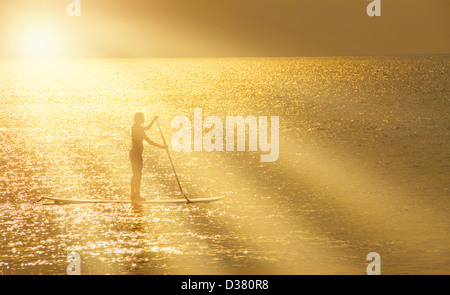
1, 53, 449, 61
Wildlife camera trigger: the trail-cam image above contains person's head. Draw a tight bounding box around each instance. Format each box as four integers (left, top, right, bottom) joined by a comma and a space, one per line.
134, 112, 145, 125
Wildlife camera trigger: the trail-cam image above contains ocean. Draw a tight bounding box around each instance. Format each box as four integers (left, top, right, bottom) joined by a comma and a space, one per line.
0, 56, 449, 274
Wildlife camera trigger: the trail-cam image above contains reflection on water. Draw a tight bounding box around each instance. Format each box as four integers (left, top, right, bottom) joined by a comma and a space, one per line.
0, 57, 449, 274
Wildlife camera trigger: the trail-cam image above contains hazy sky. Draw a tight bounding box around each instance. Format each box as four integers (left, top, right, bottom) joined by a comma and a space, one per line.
1, 0, 449, 57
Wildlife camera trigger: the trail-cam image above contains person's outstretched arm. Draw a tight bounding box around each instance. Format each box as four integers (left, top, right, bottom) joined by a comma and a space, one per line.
144, 116, 158, 130
144, 134, 167, 149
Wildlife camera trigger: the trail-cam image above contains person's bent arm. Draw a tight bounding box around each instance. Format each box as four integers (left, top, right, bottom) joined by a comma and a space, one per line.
144, 135, 167, 149
144, 116, 158, 130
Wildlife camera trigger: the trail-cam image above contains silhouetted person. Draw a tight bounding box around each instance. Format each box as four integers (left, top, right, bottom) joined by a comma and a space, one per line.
130, 112, 167, 201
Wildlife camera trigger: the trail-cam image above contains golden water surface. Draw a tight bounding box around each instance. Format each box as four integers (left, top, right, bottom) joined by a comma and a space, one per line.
0, 56, 449, 274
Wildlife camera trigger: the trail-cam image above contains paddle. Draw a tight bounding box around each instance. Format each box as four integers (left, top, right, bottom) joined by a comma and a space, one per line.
156, 118, 192, 203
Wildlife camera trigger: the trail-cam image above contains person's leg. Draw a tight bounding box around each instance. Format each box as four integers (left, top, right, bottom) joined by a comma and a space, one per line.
130, 150, 146, 201
135, 155, 143, 197
130, 175, 138, 198
130, 151, 139, 199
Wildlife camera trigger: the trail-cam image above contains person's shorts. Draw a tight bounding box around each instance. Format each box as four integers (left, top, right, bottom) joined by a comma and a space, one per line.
129, 150, 143, 174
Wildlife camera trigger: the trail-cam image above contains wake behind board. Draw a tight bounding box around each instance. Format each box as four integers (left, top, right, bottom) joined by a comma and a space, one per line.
40, 196, 224, 205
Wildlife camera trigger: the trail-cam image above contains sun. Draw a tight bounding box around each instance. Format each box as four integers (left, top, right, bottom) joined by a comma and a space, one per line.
23, 28, 60, 58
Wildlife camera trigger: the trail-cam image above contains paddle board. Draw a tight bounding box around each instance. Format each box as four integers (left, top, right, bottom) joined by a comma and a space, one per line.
40, 196, 224, 205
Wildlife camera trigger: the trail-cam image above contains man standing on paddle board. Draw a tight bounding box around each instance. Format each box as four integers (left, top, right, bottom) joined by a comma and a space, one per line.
130, 112, 167, 201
